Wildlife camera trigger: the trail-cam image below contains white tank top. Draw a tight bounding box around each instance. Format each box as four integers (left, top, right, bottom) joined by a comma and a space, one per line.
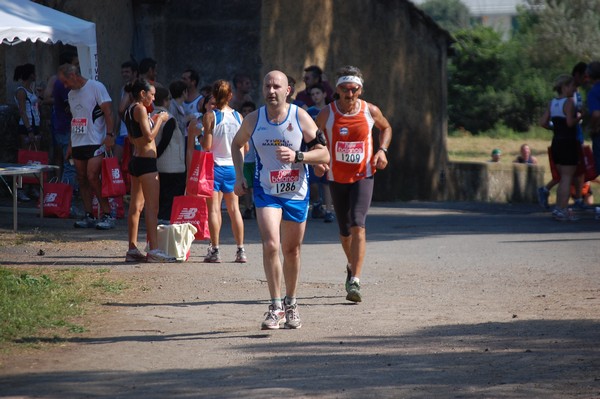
209, 108, 242, 166
252, 104, 308, 200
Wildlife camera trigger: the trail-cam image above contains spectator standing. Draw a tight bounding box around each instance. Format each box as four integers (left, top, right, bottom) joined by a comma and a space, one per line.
199, 80, 247, 264
241, 101, 257, 219
115, 60, 139, 163
57, 64, 116, 230
230, 73, 253, 112
296, 65, 334, 107
123, 79, 175, 263
43, 51, 79, 185
13, 63, 42, 202
514, 144, 538, 164
168, 80, 188, 134
306, 83, 334, 222
152, 86, 186, 223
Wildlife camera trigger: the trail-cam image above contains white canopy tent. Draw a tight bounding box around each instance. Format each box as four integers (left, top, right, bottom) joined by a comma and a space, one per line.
0, 0, 98, 79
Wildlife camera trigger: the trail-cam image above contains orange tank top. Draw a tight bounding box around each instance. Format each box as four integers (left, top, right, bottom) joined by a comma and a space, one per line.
324, 100, 375, 183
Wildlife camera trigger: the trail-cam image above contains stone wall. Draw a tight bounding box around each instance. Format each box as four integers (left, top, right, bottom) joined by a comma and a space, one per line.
1, 0, 453, 202
260, 0, 453, 201
443, 161, 545, 203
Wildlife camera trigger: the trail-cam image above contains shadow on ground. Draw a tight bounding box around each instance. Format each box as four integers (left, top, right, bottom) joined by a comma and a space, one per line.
2, 319, 598, 398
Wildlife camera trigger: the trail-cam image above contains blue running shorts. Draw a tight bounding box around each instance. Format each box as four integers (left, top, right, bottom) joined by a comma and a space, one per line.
254, 187, 309, 223
213, 165, 236, 193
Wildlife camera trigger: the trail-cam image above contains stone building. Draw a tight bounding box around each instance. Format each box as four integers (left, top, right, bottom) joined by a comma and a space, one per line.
1, 0, 453, 201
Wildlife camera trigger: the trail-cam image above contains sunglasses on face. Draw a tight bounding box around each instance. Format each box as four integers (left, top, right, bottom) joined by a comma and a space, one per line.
339, 86, 360, 94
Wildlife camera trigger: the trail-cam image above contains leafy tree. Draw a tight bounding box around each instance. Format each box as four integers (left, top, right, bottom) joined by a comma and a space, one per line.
448, 26, 510, 133
419, 0, 470, 33
524, 0, 600, 65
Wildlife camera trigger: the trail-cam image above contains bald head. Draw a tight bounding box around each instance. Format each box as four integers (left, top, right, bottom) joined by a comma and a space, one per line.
264, 70, 288, 87
263, 70, 290, 107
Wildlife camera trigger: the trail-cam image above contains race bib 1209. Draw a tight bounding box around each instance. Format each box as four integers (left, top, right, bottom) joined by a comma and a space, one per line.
335, 141, 365, 164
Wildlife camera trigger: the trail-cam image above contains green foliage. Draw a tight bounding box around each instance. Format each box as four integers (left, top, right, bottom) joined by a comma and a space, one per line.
448, 26, 511, 133
444, 0, 600, 134
524, 0, 600, 65
420, 0, 470, 32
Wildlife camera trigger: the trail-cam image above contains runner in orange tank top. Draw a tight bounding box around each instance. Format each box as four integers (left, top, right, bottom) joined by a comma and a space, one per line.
315, 65, 392, 303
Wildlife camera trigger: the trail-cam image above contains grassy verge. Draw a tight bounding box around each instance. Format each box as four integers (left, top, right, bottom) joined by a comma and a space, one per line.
447, 128, 553, 170
0, 266, 129, 348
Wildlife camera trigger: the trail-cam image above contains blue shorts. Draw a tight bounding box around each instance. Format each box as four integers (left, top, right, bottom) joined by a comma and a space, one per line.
254, 188, 309, 223
115, 134, 126, 147
213, 165, 236, 193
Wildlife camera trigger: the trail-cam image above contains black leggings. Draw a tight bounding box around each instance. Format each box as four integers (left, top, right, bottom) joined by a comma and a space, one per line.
329, 177, 374, 237
128, 156, 157, 177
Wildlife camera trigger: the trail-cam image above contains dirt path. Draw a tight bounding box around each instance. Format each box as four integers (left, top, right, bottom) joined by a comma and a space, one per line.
1, 202, 599, 398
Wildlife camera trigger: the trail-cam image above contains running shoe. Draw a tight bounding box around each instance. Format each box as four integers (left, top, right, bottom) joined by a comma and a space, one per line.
537, 187, 549, 210
146, 248, 176, 263
345, 265, 351, 291
571, 198, 587, 211
204, 247, 221, 263
346, 280, 362, 303
311, 202, 325, 219
261, 305, 286, 330
552, 208, 579, 222
284, 300, 302, 329
324, 211, 334, 223
125, 248, 146, 262
74, 214, 97, 228
235, 247, 247, 263
96, 214, 116, 230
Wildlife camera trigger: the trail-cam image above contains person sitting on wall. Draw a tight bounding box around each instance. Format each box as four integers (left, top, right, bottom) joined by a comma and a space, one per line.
489, 148, 501, 162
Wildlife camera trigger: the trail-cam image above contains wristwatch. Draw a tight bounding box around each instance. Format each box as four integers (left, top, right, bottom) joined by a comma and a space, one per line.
379, 147, 388, 154
294, 151, 304, 163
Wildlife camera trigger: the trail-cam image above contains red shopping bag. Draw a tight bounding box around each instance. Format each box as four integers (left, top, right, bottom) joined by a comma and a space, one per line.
549, 145, 597, 182
186, 151, 214, 197
42, 180, 72, 218
101, 154, 126, 197
548, 147, 559, 181
92, 195, 125, 219
17, 146, 49, 184
170, 195, 210, 240
577, 145, 597, 181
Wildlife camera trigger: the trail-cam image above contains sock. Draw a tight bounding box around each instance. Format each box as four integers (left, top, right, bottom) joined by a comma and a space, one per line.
284, 296, 296, 306
271, 298, 282, 309
350, 277, 360, 285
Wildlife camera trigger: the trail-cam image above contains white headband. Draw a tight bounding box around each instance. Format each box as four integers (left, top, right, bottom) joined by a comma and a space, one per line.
336, 75, 363, 87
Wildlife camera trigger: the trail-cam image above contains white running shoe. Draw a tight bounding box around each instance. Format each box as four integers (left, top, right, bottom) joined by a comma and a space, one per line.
146, 249, 176, 263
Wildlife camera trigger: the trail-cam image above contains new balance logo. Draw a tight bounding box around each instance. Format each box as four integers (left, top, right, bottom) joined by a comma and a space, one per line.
178, 207, 198, 219
44, 193, 58, 203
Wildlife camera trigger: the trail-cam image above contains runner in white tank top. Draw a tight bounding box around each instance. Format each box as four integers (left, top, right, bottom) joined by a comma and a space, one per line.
230, 70, 330, 330
252, 104, 309, 200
